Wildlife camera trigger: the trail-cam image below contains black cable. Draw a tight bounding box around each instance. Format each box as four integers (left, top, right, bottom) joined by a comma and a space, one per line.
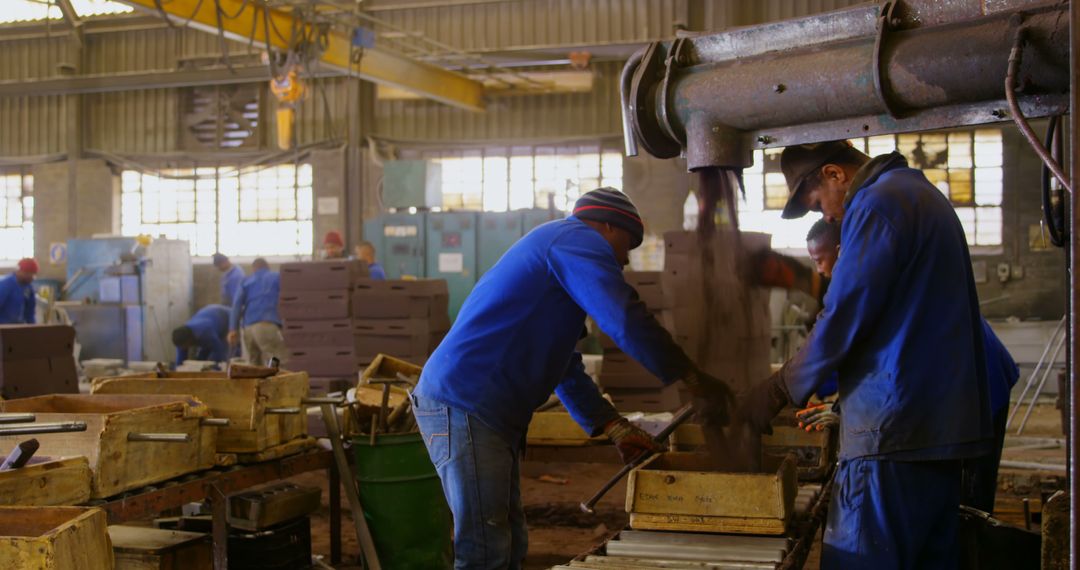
1041, 114, 1067, 247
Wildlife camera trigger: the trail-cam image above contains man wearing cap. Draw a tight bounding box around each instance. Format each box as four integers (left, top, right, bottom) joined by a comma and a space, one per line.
228, 258, 285, 366
212, 253, 245, 307
413, 188, 734, 569
172, 304, 230, 367
735, 142, 993, 567
0, 258, 38, 324
322, 230, 346, 260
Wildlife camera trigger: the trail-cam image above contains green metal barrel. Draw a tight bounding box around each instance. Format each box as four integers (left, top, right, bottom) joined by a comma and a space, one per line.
352, 433, 453, 569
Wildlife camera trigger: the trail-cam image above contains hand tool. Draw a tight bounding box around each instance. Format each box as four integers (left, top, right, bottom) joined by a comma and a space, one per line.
0, 439, 38, 471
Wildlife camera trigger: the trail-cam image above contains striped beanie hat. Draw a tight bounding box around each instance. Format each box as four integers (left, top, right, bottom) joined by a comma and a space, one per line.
573, 187, 644, 249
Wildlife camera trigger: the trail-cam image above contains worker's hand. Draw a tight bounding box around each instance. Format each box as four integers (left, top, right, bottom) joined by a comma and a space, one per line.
603, 417, 663, 465
796, 402, 839, 432
227, 331, 239, 347
682, 369, 735, 428
735, 370, 792, 436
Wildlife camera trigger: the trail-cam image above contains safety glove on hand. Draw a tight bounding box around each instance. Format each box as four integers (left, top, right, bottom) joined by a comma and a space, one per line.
603, 417, 663, 465
736, 370, 792, 436
796, 402, 839, 432
682, 369, 736, 428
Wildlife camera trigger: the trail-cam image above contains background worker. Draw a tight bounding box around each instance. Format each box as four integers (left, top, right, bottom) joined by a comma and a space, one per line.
737, 141, 993, 568
212, 253, 244, 307
0, 258, 38, 324
321, 230, 346, 260
413, 188, 734, 569
228, 258, 285, 366
172, 304, 230, 366
354, 240, 387, 280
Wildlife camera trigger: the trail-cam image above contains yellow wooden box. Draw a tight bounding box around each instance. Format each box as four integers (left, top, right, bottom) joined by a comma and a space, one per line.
526, 412, 603, 446
0, 394, 217, 499
0, 456, 92, 507
109, 525, 211, 570
91, 370, 309, 454
761, 425, 837, 481
0, 506, 113, 569
626, 452, 797, 535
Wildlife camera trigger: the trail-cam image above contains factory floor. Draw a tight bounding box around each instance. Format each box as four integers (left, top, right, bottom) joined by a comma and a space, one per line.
290, 401, 1065, 569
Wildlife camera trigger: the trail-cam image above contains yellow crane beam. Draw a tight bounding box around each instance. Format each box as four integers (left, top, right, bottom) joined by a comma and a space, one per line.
114, 0, 486, 112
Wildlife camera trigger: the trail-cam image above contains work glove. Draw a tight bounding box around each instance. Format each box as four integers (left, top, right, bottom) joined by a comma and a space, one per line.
603, 417, 663, 464
796, 402, 839, 432
735, 370, 792, 436
682, 369, 735, 428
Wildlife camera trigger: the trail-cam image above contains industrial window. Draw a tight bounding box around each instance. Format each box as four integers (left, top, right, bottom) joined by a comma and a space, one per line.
725, 129, 1004, 249
425, 146, 623, 212
0, 170, 34, 262
121, 163, 313, 257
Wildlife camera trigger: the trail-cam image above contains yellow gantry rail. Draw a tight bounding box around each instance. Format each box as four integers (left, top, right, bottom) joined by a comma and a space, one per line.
115, 0, 486, 112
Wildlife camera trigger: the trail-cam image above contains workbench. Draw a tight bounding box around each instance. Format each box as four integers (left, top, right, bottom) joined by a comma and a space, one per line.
94, 449, 342, 570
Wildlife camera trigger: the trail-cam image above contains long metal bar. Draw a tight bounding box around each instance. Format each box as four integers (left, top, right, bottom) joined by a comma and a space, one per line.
0, 422, 86, 436
604, 541, 785, 563
583, 556, 775, 569
0, 413, 35, 424
1070, 0, 1079, 565
112, 0, 485, 112
1018, 326, 1069, 433
1008, 315, 1065, 427
127, 433, 192, 443
618, 530, 790, 550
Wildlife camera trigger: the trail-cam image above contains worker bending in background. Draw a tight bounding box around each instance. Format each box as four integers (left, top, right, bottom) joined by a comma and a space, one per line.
172, 304, 230, 367
354, 241, 386, 280
736, 141, 993, 568
212, 253, 245, 306
0, 258, 38, 325
228, 258, 285, 366
414, 188, 734, 569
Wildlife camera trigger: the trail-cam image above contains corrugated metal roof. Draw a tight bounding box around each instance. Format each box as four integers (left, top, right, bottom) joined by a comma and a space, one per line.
0, 0, 132, 25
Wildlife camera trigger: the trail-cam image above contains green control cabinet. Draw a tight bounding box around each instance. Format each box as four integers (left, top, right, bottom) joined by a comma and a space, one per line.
365, 212, 427, 279
425, 212, 477, 320
477, 212, 523, 278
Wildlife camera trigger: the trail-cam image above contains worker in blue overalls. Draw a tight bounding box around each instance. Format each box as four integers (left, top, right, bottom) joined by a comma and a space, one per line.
172, 304, 230, 367
212, 253, 245, 307
413, 188, 734, 569
0, 258, 38, 324
736, 141, 994, 569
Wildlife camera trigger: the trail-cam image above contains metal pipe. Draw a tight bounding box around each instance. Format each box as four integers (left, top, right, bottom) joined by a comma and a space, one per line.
1008, 315, 1065, 428
1006, 28, 1072, 190
200, 418, 230, 427
605, 541, 785, 563
1069, 1, 1079, 564
302, 397, 345, 405
620, 48, 644, 156
618, 530, 791, 550
127, 433, 192, 443
1000, 459, 1067, 472
584, 555, 775, 569
1018, 325, 1068, 433
0, 414, 36, 424
0, 422, 86, 436
264, 407, 302, 415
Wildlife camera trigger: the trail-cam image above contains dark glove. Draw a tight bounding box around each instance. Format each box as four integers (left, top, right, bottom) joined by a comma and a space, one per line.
603, 417, 664, 464
736, 370, 792, 436
682, 369, 735, 428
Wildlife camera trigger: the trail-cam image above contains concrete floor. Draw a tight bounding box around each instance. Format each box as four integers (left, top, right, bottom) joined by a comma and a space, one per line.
288, 401, 1066, 569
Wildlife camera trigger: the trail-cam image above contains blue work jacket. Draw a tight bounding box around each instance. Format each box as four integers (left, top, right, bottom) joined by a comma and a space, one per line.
982, 319, 1019, 415
221, 265, 245, 306
229, 268, 282, 330
176, 304, 230, 366
415, 216, 693, 441
782, 153, 993, 460
368, 262, 387, 280
0, 273, 34, 324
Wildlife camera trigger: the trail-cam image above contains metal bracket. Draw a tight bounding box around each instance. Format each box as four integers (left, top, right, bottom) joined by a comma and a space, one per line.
657, 38, 689, 145
629, 43, 683, 159
872, 0, 904, 118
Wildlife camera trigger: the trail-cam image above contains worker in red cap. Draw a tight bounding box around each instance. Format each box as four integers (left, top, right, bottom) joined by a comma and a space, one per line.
0, 258, 38, 324
321, 230, 346, 260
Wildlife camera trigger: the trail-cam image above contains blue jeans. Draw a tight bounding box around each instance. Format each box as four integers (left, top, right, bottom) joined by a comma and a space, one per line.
413, 395, 527, 570
823, 457, 962, 569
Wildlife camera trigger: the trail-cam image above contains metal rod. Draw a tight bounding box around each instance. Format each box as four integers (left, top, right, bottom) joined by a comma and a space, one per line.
200, 418, 230, 426
605, 541, 785, 563
1007, 315, 1065, 428
127, 433, 192, 443
619, 530, 790, 550
1069, 2, 1079, 564
1023, 497, 1032, 531
580, 404, 694, 514
0, 422, 86, 436
1018, 327, 1068, 434
584, 555, 774, 569
264, 407, 302, 415
302, 397, 346, 405
1000, 459, 1067, 472
0, 413, 35, 424
1006, 29, 1072, 190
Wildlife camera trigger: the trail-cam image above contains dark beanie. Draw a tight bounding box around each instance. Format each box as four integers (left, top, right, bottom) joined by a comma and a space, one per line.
573, 188, 644, 249
172, 326, 196, 348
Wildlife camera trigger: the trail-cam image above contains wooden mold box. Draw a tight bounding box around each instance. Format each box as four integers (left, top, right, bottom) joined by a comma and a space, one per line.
527, 412, 603, 446
0, 456, 92, 507
0, 394, 217, 499
626, 452, 797, 535
359, 353, 422, 386
90, 370, 309, 454
109, 525, 211, 570
0, 506, 113, 569
761, 425, 838, 482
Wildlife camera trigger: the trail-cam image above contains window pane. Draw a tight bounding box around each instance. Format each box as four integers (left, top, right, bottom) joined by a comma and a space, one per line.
955, 207, 977, 245
482, 156, 509, 212
975, 207, 1002, 246
974, 166, 1003, 206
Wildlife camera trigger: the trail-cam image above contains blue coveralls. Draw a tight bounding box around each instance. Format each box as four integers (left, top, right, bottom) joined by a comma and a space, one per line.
368, 261, 387, 280
229, 269, 282, 331
0, 273, 34, 324
220, 265, 245, 306
780, 153, 993, 569
414, 216, 692, 569
175, 304, 230, 366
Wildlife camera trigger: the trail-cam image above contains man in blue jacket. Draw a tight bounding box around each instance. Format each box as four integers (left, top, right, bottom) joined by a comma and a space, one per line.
213, 253, 245, 306
0, 258, 38, 324
414, 188, 734, 569
354, 241, 387, 280
228, 258, 285, 366
172, 304, 230, 366
737, 141, 993, 568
